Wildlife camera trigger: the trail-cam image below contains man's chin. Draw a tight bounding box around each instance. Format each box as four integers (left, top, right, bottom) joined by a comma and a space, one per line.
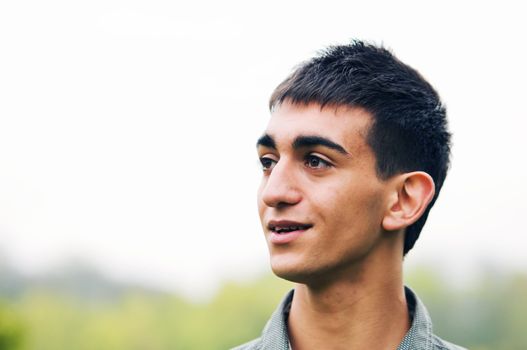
270, 255, 347, 287
270, 259, 315, 284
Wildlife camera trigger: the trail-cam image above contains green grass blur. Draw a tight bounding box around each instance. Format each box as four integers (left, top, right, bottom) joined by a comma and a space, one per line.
1, 261, 526, 349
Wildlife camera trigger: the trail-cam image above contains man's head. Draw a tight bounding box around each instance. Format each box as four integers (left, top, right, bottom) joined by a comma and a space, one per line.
266, 40, 450, 256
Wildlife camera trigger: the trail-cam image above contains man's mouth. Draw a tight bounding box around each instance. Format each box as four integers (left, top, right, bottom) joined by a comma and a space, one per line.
268, 221, 313, 234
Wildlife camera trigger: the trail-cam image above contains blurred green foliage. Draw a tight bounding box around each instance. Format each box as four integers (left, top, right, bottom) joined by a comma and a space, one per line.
0, 300, 24, 350
0, 263, 526, 349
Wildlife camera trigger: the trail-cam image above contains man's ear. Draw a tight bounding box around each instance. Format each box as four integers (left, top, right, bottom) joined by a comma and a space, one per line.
382, 172, 435, 232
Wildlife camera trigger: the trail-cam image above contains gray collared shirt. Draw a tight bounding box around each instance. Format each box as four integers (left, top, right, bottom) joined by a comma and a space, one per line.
231, 286, 466, 350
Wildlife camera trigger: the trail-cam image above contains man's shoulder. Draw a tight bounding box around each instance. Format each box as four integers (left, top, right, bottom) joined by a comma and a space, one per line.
230, 289, 294, 350
231, 335, 468, 350
431, 334, 468, 350
402, 286, 467, 350
230, 337, 262, 350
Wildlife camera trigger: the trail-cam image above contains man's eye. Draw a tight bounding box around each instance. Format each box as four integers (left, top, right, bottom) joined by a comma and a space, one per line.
305, 155, 331, 169
260, 157, 277, 171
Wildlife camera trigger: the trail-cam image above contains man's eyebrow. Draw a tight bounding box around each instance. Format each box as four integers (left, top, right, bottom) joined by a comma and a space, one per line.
256, 134, 276, 149
293, 135, 349, 155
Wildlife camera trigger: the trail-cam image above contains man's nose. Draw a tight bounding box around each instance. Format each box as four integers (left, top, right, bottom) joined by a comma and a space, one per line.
260, 160, 302, 208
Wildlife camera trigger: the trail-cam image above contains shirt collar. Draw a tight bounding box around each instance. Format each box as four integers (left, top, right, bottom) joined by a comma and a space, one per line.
259, 286, 434, 350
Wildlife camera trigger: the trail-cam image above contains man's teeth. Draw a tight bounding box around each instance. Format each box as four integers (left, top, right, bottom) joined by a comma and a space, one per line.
273, 226, 307, 233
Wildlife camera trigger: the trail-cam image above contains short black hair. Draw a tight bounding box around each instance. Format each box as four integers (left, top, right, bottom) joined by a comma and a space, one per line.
269, 40, 451, 255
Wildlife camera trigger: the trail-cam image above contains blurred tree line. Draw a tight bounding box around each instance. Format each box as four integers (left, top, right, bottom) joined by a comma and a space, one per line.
0, 260, 526, 350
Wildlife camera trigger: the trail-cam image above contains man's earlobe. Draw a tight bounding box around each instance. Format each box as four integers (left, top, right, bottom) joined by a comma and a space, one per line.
382, 172, 435, 231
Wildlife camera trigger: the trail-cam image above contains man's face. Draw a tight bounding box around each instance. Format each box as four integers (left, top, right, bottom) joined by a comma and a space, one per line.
256, 102, 392, 284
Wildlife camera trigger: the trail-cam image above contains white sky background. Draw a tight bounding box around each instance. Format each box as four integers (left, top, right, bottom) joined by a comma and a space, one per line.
0, 0, 526, 299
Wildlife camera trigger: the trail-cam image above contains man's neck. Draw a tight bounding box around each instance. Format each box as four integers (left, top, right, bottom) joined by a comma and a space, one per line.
287, 250, 409, 350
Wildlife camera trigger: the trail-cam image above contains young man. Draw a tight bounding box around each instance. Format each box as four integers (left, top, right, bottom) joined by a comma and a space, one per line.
234, 41, 465, 350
